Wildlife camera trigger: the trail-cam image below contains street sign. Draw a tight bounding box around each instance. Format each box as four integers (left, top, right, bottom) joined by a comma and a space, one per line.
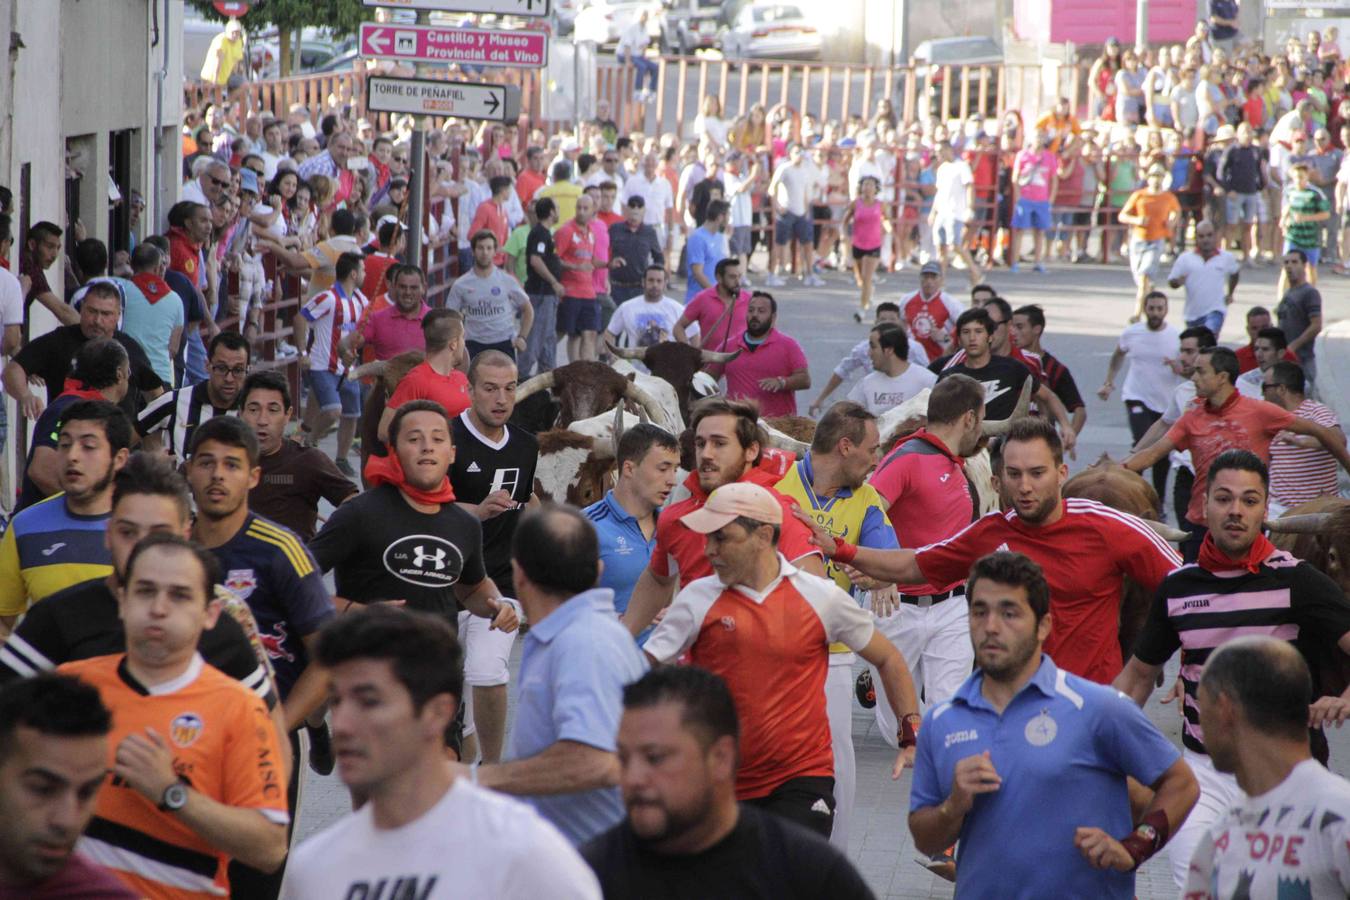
360, 0, 550, 16
212, 0, 251, 14
359, 22, 547, 68
365, 75, 520, 122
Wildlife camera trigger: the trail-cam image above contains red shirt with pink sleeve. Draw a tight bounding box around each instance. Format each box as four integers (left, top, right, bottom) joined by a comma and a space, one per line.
723, 329, 809, 418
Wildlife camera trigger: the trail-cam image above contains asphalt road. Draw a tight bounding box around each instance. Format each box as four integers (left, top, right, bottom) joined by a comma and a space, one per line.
292, 250, 1350, 899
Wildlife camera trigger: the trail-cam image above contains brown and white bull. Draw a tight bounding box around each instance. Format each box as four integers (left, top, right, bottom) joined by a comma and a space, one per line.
610, 342, 740, 425
514, 361, 671, 431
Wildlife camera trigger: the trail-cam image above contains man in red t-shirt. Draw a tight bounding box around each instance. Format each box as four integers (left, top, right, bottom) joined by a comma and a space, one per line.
554, 194, 600, 363
624, 396, 826, 637
824, 417, 1181, 684
1124, 346, 1350, 558
467, 175, 513, 266
378, 309, 470, 442
516, 146, 547, 207
901, 264, 965, 361
1234, 305, 1298, 373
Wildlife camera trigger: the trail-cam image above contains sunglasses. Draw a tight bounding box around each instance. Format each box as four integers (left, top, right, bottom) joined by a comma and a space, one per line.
208, 176, 231, 188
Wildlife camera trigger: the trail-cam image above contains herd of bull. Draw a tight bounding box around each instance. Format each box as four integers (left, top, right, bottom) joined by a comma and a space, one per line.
349, 342, 1346, 652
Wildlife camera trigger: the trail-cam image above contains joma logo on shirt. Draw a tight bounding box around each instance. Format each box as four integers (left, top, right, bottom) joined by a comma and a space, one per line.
945, 728, 979, 748
1182, 597, 1210, 610
344, 876, 437, 900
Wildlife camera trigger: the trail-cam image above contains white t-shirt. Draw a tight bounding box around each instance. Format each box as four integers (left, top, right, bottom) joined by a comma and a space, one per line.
1185, 759, 1350, 900
621, 174, 674, 229
282, 778, 602, 900
606, 295, 688, 347
1167, 249, 1239, 321
847, 364, 938, 415
933, 159, 974, 220
722, 169, 754, 228
847, 157, 885, 201
0, 266, 25, 329
1117, 321, 1182, 412
772, 162, 812, 216
694, 114, 729, 148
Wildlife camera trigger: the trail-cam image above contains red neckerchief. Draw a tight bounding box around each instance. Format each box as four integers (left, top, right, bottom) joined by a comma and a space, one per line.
898, 429, 966, 468
1194, 387, 1242, 416
1197, 530, 1277, 575
131, 272, 173, 305
363, 448, 456, 505
368, 154, 391, 189
0, 256, 9, 271
59, 379, 107, 401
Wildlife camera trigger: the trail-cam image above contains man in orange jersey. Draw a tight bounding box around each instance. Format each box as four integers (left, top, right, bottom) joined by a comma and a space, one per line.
60, 534, 288, 899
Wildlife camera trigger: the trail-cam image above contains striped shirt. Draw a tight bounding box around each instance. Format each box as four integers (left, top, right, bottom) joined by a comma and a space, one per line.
0, 494, 112, 617
1270, 398, 1340, 508
300, 283, 367, 375
1132, 550, 1350, 754
136, 381, 236, 460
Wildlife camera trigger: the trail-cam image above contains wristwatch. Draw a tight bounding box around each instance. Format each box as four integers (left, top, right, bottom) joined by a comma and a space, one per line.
158, 779, 189, 812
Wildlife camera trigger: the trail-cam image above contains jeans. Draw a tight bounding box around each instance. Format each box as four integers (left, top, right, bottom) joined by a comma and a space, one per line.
1185, 310, 1225, 340
622, 52, 659, 92
1127, 401, 1169, 504
521, 293, 558, 375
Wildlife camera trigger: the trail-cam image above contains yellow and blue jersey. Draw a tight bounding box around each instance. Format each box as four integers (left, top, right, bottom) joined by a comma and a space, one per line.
0, 493, 112, 617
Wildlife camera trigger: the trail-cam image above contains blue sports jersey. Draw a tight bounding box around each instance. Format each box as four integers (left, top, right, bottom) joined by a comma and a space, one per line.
584, 492, 657, 616
210, 513, 333, 697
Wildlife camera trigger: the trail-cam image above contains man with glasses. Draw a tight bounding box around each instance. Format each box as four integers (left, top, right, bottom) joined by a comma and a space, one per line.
585, 150, 626, 199
182, 157, 232, 209
299, 130, 359, 208
137, 332, 249, 460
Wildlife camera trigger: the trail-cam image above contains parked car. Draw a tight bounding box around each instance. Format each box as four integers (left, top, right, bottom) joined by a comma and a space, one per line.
659, 0, 725, 55
719, 2, 821, 61
574, 0, 663, 46
910, 36, 1004, 120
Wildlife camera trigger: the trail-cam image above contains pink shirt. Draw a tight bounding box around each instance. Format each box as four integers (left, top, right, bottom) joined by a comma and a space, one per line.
724, 329, 809, 418
360, 302, 429, 361
685, 287, 750, 355
1014, 148, 1059, 203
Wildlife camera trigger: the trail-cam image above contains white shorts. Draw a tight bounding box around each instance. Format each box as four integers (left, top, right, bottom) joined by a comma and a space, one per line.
1167, 748, 1243, 888
457, 608, 517, 688
871, 593, 973, 747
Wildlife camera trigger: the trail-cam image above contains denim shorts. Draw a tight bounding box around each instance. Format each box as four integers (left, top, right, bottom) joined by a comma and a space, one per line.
774, 211, 813, 245
305, 368, 361, 416
1011, 199, 1051, 230
1225, 192, 1267, 224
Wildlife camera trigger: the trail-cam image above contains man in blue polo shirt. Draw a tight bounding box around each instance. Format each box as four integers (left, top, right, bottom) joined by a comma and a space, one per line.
584, 424, 681, 618
908, 551, 1198, 899
684, 200, 729, 302
478, 505, 648, 845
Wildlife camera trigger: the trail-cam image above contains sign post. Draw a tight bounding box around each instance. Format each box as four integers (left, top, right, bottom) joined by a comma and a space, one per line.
359, 22, 548, 68
365, 76, 520, 122
360, 0, 550, 15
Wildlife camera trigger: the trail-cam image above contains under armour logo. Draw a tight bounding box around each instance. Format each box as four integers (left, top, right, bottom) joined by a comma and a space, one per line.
41, 542, 66, 557
413, 546, 447, 570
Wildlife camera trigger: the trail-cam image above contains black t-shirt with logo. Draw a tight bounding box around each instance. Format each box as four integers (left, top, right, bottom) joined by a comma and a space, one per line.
524, 223, 564, 295
450, 413, 538, 597
309, 482, 487, 623
937, 354, 1034, 421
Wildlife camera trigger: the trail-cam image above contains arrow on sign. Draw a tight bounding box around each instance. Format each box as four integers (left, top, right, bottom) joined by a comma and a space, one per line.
484, 93, 501, 115
365, 27, 390, 55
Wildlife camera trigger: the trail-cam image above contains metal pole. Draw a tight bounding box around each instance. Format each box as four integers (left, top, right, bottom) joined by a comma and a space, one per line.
407, 129, 425, 270
1135, 0, 1148, 51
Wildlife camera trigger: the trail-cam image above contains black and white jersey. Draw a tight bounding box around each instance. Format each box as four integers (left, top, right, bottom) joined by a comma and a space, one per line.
450, 412, 538, 595
136, 380, 235, 459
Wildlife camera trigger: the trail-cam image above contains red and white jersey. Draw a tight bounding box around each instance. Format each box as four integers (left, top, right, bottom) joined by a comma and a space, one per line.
941, 345, 1045, 381
1270, 398, 1340, 508
914, 498, 1181, 684
901, 289, 965, 361
643, 555, 874, 800
301, 284, 368, 374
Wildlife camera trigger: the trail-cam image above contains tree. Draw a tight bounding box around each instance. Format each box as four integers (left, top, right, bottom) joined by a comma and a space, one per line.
187, 0, 371, 77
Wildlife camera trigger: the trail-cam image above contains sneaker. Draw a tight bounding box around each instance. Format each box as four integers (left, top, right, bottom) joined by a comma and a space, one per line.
1008, 262, 1021, 273
306, 721, 335, 776
852, 310, 864, 323
804, 273, 826, 287
276, 340, 299, 359
336, 458, 357, 479
855, 670, 876, 708
1033, 263, 1047, 274
764, 273, 787, 287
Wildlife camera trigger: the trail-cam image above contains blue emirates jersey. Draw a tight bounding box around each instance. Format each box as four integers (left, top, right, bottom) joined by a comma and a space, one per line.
909, 656, 1178, 900
211, 513, 333, 698
583, 492, 657, 615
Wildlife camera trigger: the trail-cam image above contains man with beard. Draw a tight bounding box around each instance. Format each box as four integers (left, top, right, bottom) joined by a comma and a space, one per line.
138, 332, 249, 460
1114, 450, 1350, 888
908, 551, 1197, 899
816, 417, 1180, 684
309, 401, 518, 756
774, 401, 899, 849
0, 402, 131, 630
240, 371, 356, 543
185, 416, 334, 899
723, 292, 810, 417
642, 483, 919, 838
623, 396, 825, 637
581, 666, 873, 897
0, 675, 134, 898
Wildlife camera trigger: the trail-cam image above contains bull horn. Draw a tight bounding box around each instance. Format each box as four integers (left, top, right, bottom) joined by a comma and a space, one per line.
514, 370, 556, 403
1140, 519, 1190, 543
622, 378, 669, 430
759, 425, 810, 456
611, 403, 624, 461
348, 359, 387, 381
1265, 513, 1334, 535
610, 345, 648, 361
980, 379, 1035, 437
700, 347, 741, 365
